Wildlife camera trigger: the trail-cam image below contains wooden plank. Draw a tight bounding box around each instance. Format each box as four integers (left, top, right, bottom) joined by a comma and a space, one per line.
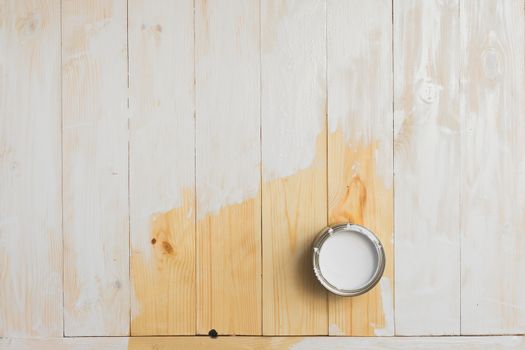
327, 0, 394, 336
460, 0, 525, 335
0, 0, 62, 337
1, 336, 525, 350
128, 0, 195, 335
195, 0, 261, 335
261, 0, 327, 335
393, 0, 461, 335
62, 0, 130, 336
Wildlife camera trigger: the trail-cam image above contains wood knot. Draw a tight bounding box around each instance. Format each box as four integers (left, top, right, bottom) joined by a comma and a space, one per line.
162, 241, 174, 255
417, 79, 441, 105
151, 238, 156, 245
16, 14, 41, 36
141, 23, 162, 36
481, 47, 502, 81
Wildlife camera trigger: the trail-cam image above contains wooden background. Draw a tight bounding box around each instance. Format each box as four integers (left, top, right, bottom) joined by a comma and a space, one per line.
1, 0, 525, 347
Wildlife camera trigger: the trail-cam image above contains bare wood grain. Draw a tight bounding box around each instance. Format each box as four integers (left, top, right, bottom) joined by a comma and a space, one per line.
128, 0, 195, 335
195, 0, 261, 335
0, 0, 62, 337
394, 0, 461, 335
261, 0, 328, 336
327, 0, 394, 336
62, 0, 130, 336
460, 0, 525, 335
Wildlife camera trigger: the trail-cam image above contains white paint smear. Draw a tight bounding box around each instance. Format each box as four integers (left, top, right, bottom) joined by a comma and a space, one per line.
261, 0, 325, 182
289, 336, 525, 350
327, 0, 392, 189
195, 0, 260, 218
375, 277, 394, 336
319, 231, 377, 290
328, 323, 344, 336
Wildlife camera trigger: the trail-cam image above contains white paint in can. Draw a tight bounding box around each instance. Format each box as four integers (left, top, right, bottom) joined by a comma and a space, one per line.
318, 230, 378, 291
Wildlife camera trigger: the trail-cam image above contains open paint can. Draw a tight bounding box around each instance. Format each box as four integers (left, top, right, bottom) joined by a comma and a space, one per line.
312, 223, 385, 296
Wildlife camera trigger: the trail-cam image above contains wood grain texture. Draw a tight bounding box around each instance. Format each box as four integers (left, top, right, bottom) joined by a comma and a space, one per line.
0, 0, 62, 337
460, 0, 525, 335
3, 0, 525, 340
62, 0, 130, 336
394, 0, 461, 335
261, 0, 327, 336
195, 0, 261, 335
129, 0, 195, 335
1, 336, 525, 350
327, 0, 394, 336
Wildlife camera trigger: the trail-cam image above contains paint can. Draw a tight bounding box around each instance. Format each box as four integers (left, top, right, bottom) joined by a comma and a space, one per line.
312, 223, 385, 297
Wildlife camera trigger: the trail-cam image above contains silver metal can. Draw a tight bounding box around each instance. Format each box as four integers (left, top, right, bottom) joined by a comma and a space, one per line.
312, 223, 386, 297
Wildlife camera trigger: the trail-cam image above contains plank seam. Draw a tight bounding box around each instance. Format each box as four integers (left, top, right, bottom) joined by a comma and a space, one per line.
258, 0, 264, 337
60, 0, 65, 338
458, 0, 462, 336
56, 334, 525, 338
126, 0, 131, 337
391, 0, 396, 337
325, 0, 330, 336
193, 0, 198, 336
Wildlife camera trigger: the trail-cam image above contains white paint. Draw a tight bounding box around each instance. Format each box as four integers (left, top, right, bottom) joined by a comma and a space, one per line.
460, 0, 525, 335
319, 231, 377, 291
0, 337, 129, 350
290, 336, 525, 350
0, 0, 63, 337
328, 324, 343, 336
130, 287, 141, 320
129, 0, 194, 263
62, 0, 130, 336
327, 0, 393, 187
394, 0, 461, 335
374, 277, 394, 336
261, 0, 325, 182
1, 337, 525, 350
195, 0, 260, 218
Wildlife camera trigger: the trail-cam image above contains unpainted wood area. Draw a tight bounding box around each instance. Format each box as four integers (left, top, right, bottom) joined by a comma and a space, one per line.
1, 0, 525, 346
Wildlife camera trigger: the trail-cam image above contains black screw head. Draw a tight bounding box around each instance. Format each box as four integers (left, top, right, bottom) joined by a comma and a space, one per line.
208, 328, 218, 338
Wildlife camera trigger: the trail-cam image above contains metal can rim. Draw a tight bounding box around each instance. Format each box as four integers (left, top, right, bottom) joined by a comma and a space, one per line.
312, 223, 386, 297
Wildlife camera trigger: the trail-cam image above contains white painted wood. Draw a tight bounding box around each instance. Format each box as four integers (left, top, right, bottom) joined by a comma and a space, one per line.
261, 0, 326, 182
128, 0, 195, 335
129, 0, 194, 247
1, 336, 525, 350
460, 0, 525, 334
288, 337, 525, 350
62, 0, 130, 336
0, 0, 62, 337
394, 0, 461, 335
195, 0, 261, 218
328, 0, 393, 184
